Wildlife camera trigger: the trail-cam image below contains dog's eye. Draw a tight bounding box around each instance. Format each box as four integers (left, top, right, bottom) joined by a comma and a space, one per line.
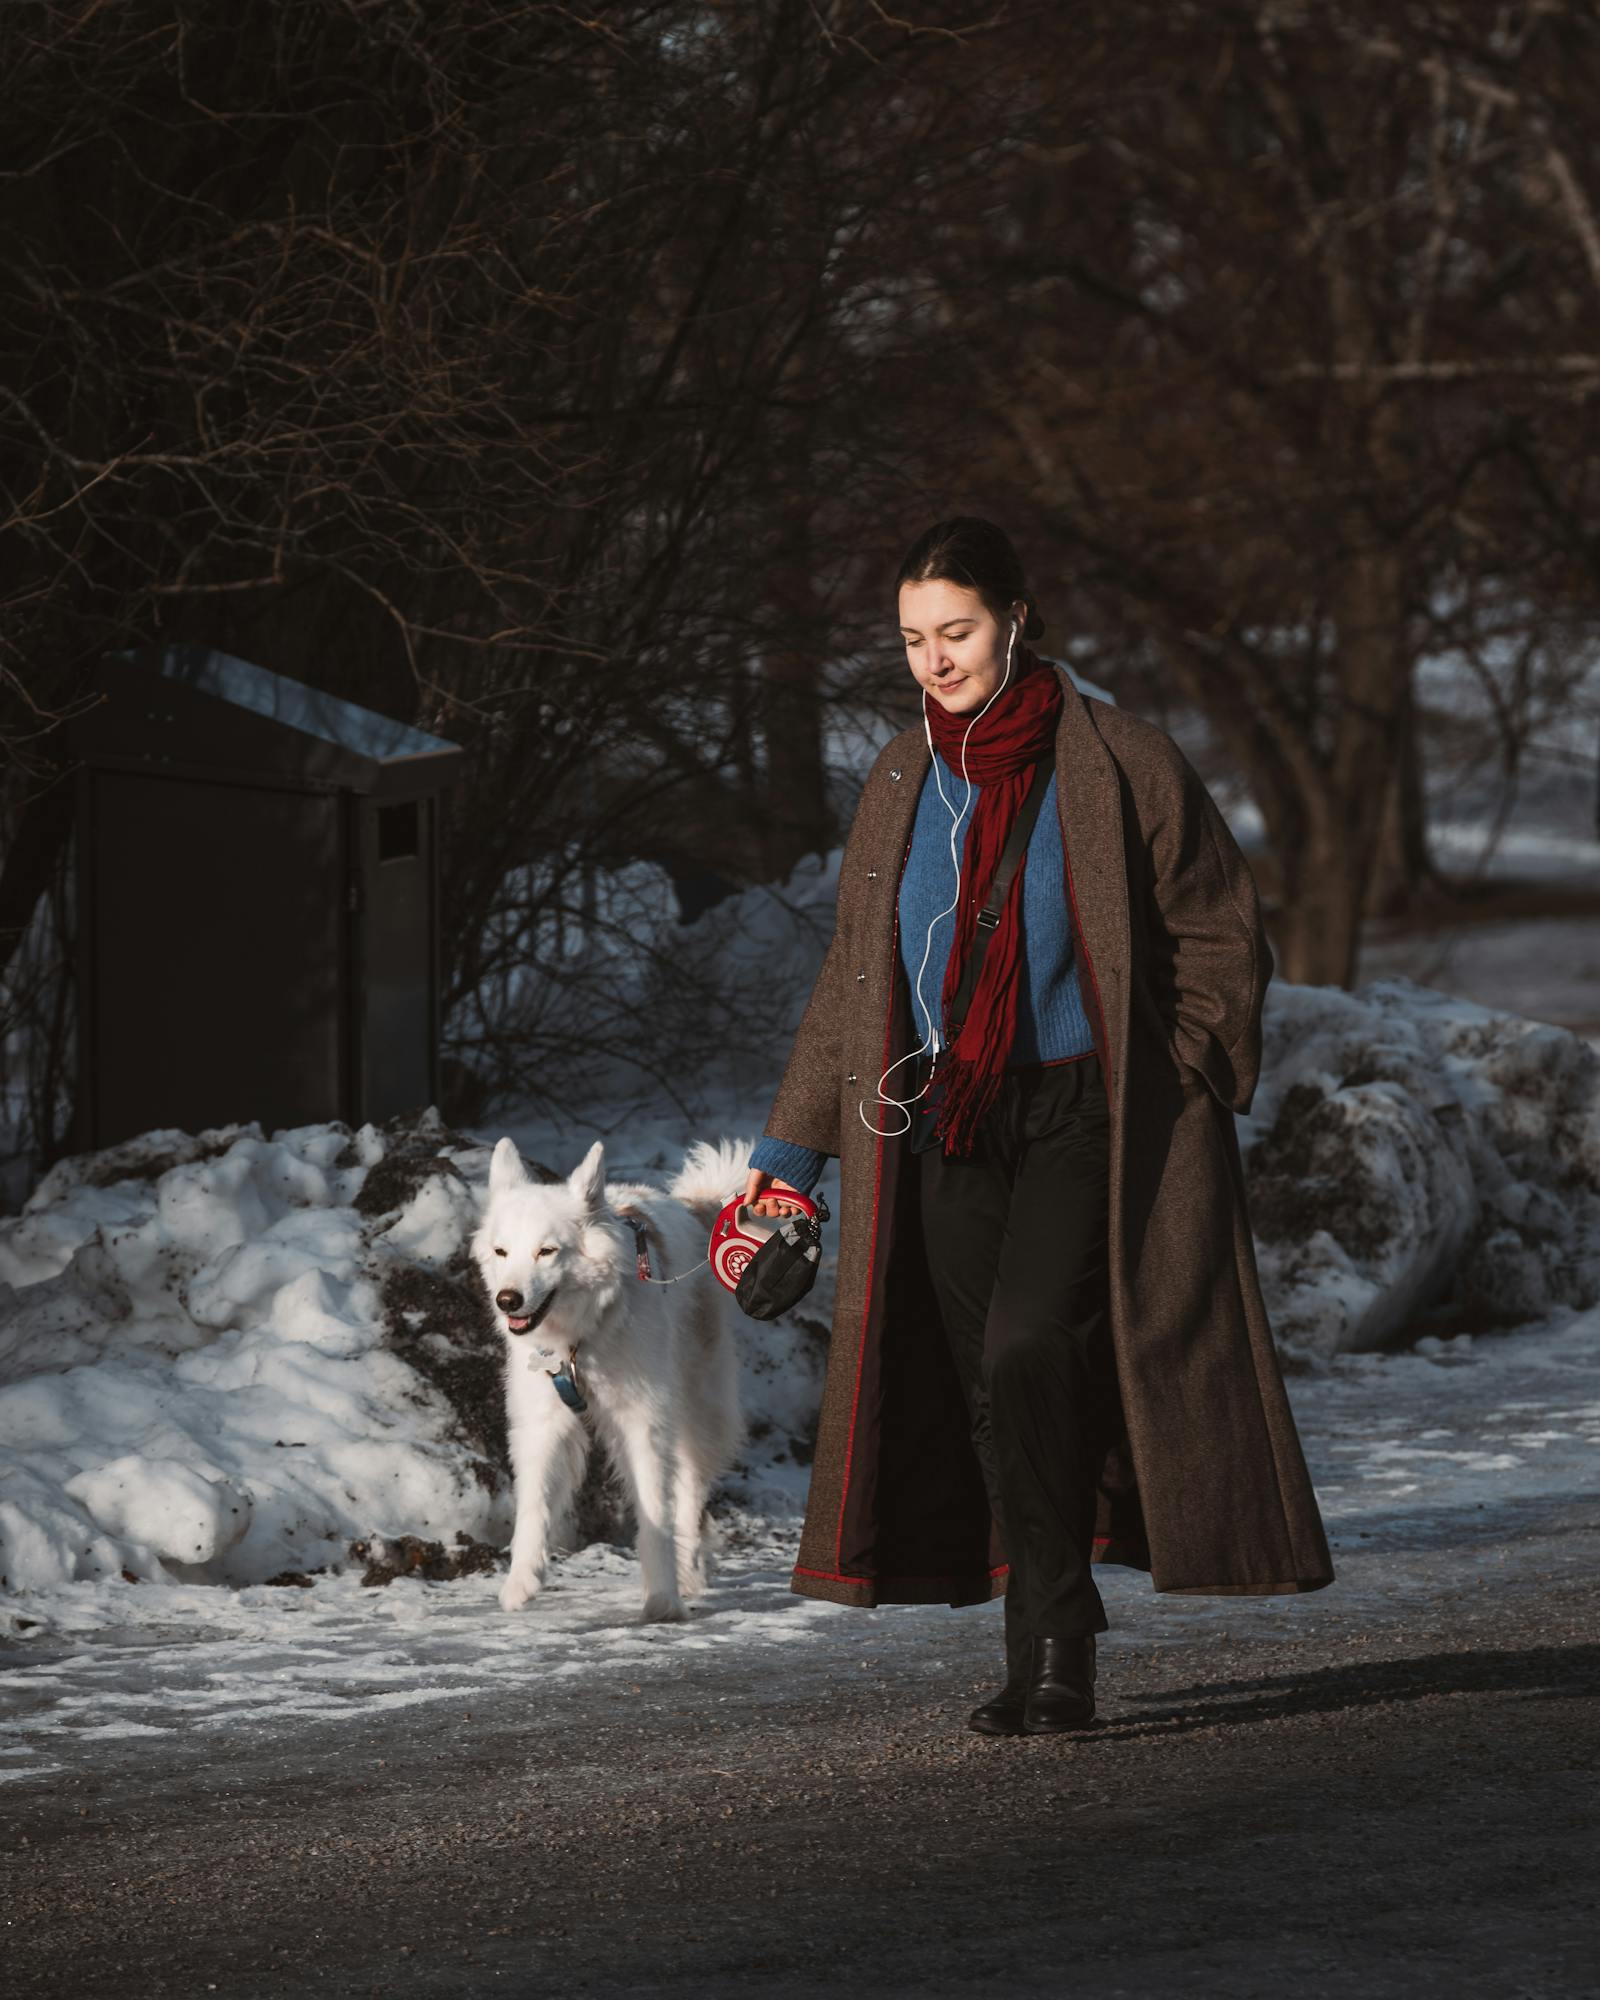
537, 1245, 556, 1258
492, 1247, 507, 1258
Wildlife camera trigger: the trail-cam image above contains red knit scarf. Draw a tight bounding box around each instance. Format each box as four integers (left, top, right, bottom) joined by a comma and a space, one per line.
923, 642, 1063, 1156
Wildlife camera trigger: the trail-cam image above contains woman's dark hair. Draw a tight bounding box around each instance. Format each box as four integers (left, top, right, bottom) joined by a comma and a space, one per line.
893, 516, 1046, 642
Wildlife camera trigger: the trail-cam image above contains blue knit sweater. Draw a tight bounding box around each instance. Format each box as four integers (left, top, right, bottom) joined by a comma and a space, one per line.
749, 751, 1096, 1195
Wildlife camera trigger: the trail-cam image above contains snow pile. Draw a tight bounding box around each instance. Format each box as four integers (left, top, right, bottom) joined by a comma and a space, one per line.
1246, 977, 1600, 1358
0, 1114, 825, 1609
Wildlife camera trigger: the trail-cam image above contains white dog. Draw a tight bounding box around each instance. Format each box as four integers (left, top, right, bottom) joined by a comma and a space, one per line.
472, 1132, 747, 1621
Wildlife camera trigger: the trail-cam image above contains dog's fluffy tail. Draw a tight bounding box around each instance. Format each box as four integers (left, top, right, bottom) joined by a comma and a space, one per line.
669, 1135, 765, 1231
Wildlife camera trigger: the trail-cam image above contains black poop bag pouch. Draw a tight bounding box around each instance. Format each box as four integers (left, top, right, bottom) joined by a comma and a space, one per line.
734, 1189, 830, 1322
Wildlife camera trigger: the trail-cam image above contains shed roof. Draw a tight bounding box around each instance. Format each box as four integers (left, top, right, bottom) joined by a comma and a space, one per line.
70, 645, 466, 798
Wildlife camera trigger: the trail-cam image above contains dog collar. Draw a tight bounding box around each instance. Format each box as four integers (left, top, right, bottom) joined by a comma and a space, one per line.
548, 1348, 587, 1413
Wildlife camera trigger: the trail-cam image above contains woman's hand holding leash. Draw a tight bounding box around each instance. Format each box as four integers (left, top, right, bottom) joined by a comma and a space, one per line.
744, 1168, 807, 1219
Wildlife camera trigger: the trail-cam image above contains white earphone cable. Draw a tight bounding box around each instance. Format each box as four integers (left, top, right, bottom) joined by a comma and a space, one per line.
856, 616, 1020, 1137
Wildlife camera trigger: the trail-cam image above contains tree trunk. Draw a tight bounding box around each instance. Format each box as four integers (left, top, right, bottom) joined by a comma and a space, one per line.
1266, 544, 1409, 986
1364, 674, 1435, 920
0, 776, 75, 991
758, 335, 835, 881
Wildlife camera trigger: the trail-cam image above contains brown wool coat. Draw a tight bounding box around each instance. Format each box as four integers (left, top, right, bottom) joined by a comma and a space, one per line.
764, 667, 1336, 1610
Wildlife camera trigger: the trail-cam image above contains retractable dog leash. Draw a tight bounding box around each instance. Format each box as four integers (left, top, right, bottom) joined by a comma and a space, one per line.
707, 1186, 829, 1319
610, 1191, 829, 1312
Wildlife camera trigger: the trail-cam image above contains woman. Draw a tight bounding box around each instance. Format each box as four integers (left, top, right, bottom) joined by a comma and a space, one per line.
743, 517, 1334, 1739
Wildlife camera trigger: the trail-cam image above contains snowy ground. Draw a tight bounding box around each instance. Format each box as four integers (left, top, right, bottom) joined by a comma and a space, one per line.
2, 1308, 1596, 1997
2, 1293, 1596, 1779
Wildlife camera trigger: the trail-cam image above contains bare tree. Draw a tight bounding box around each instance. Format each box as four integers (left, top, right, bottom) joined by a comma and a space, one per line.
0, 0, 995, 1173
867, 1, 1600, 984
14, 0, 1590, 1192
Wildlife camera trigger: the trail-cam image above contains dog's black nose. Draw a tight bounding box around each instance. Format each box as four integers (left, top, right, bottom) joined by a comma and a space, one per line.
496, 1288, 523, 1312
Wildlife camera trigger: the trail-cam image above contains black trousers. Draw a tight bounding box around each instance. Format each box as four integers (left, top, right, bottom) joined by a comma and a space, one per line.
918, 1051, 1118, 1662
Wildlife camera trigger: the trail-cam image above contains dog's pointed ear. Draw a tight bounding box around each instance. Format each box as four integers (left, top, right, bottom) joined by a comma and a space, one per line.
488, 1135, 530, 1194
569, 1138, 606, 1214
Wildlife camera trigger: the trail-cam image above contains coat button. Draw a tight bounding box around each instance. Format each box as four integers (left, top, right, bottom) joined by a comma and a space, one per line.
856, 971, 866, 981
867, 868, 877, 879
847, 1072, 857, 1082
889, 768, 901, 780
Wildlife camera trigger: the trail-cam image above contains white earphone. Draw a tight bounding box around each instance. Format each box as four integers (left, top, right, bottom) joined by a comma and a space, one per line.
857, 613, 1022, 1137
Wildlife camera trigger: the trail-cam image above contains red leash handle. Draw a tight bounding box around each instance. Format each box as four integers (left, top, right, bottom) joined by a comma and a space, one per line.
713, 1187, 821, 1230
707, 1187, 821, 1292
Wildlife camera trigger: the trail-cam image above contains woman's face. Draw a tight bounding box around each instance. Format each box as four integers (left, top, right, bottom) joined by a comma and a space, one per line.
898, 579, 1025, 717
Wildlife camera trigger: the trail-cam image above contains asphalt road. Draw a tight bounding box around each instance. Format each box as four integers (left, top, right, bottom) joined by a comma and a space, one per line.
4, 1491, 1597, 2000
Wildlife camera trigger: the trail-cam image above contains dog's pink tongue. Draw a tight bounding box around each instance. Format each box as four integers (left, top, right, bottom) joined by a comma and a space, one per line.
508, 1316, 530, 1330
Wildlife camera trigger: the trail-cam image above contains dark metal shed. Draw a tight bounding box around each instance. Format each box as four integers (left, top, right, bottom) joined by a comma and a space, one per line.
66, 644, 467, 1151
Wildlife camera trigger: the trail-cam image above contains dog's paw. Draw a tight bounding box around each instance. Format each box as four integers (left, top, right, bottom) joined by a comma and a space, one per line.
499, 1568, 543, 1613
641, 1590, 687, 1624
695, 1514, 726, 1588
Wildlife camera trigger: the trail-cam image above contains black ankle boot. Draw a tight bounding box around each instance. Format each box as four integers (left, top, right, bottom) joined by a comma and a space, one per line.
1021, 1633, 1097, 1733
967, 1652, 1030, 1736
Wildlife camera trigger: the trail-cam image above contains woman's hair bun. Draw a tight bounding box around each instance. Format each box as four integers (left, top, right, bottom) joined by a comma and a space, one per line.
895, 515, 1046, 648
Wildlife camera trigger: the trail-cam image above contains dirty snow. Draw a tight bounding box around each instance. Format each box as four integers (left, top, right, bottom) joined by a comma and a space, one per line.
1246, 978, 1600, 1356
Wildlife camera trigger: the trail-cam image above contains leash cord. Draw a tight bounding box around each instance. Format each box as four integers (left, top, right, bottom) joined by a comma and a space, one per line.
613, 1206, 709, 1284
617, 1196, 813, 1284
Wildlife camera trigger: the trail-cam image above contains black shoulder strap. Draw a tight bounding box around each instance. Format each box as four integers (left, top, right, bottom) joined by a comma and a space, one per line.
945, 752, 1054, 1046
